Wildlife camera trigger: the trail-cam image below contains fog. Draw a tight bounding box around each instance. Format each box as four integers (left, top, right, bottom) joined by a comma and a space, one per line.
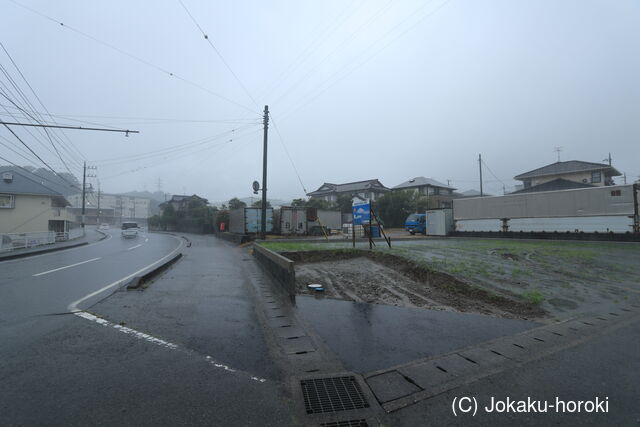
2, 0, 639, 203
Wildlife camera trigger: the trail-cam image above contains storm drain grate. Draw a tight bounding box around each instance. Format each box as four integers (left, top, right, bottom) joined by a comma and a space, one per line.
320, 419, 368, 427
301, 376, 369, 414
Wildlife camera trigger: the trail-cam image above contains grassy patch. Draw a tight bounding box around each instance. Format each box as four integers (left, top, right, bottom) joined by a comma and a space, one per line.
521, 290, 545, 305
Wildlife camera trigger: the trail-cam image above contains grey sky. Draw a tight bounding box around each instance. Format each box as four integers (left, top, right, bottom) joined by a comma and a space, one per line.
1, 0, 639, 202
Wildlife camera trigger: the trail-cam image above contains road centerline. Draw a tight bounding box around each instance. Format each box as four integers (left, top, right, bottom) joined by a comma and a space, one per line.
33, 257, 102, 277
127, 244, 142, 251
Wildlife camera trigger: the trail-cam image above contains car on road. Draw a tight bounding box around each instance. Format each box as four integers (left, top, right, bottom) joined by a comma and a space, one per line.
99, 223, 110, 230
121, 222, 139, 238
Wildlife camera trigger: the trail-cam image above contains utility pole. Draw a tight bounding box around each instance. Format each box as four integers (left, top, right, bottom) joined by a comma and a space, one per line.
81, 162, 86, 227
608, 152, 612, 166
261, 105, 269, 240
97, 181, 101, 224
624, 172, 627, 185
478, 154, 483, 197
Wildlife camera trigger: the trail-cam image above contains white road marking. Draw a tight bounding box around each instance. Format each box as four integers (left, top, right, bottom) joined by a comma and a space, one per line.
67, 235, 183, 312
75, 311, 266, 382
33, 257, 101, 277
144, 238, 149, 242
127, 244, 142, 251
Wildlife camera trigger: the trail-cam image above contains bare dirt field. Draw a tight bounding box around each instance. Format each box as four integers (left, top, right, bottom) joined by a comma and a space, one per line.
262, 238, 640, 321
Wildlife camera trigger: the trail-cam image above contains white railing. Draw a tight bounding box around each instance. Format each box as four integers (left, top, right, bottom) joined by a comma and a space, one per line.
0, 228, 85, 253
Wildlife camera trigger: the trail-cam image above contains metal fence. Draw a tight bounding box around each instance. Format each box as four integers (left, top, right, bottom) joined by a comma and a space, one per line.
0, 228, 85, 253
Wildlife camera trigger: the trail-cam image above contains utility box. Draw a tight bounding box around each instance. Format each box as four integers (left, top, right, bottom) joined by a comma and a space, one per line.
426, 209, 453, 236
280, 207, 307, 235
229, 207, 273, 234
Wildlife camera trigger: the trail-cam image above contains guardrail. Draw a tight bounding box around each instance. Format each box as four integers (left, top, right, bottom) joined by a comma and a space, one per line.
0, 228, 85, 253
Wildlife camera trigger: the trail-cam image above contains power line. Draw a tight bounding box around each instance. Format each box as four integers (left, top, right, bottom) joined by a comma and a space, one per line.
178, 0, 259, 110
0, 41, 86, 166
268, 112, 307, 194
0, 121, 139, 134
0, 154, 81, 192
8, 0, 258, 115
279, 0, 452, 120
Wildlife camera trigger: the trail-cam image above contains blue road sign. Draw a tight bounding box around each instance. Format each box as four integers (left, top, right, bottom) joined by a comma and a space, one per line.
352, 202, 370, 225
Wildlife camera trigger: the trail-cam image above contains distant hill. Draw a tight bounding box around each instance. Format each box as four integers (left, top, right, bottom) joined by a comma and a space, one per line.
122, 190, 167, 202
210, 197, 292, 208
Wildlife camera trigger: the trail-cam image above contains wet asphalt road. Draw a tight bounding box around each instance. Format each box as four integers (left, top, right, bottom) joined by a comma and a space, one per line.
0, 230, 294, 426
0, 228, 181, 320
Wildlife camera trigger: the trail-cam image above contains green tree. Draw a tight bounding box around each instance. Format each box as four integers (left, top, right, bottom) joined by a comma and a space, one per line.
251, 200, 272, 208
335, 195, 353, 213
228, 197, 246, 210
374, 191, 428, 228
305, 198, 331, 210
291, 198, 307, 207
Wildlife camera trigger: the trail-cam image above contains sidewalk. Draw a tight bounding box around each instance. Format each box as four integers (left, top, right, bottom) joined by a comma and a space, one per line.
0, 228, 105, 261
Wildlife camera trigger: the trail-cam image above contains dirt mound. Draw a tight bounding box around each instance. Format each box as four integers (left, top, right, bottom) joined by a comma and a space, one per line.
283, 250, 546, 319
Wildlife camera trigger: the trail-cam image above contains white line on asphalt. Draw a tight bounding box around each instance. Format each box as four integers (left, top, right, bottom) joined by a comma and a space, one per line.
33, 257, 101, 277
67, 235, 183, 312
75, 311, 267, 382
127, 244, 142, 251
145, 238, 149, 242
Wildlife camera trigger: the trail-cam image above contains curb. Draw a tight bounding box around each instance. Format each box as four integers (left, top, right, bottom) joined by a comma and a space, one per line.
127, 252, 183, 289
0, 241, 89, 262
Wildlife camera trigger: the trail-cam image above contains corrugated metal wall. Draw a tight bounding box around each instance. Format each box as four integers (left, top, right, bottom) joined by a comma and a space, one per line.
453, 185, 638, 233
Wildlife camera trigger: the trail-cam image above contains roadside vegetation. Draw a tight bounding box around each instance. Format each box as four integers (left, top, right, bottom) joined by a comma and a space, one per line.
259, 238, 640, 320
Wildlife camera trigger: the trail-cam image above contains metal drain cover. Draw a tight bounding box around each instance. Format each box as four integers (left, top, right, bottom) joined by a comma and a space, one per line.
301, 376, 370, 414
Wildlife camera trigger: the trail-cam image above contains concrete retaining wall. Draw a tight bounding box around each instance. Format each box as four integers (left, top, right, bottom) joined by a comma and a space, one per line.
252, 243, 296, 299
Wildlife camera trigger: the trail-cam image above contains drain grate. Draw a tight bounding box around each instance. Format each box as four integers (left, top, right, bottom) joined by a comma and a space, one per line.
301, 376, 370, 414
320, 419, 368, 427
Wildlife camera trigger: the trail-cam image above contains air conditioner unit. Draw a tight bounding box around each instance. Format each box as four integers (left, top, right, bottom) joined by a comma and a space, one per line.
2, 172, 13, 183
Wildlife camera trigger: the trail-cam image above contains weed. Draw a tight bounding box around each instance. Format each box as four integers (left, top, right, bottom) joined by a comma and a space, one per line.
522, 290, 545, 305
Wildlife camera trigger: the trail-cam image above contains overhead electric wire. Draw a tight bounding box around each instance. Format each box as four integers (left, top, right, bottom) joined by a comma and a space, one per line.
0, 41, 86, 166
253, 0, 362, 102
268, 112, 307, 194
279, 0, 452, 121
0, 153, 81, 191
271, 0, 394, 108
0, 67, 84, 174
94, 123, 260, 166
178, 0, 259, 110
8, 0, 258, 115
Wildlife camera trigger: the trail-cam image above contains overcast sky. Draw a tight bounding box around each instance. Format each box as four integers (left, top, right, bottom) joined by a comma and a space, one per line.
1, 0, 639, 202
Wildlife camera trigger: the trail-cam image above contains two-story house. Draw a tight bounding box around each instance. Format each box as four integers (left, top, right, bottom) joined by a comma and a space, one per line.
392, 177, 457, 208
0, 167, 77, 234
513, 160, 621, 194
306, 179, 390, 203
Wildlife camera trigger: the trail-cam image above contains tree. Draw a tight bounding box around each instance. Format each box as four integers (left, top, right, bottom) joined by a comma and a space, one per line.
374, 191, 429, 228
228, 197, 246, 210
305, 198, 331, 210
335, 195, 353, 213
291, 198, 307, 207
252, 200, 272, 208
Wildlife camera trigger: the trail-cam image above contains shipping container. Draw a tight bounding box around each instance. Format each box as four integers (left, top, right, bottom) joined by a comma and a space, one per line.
453, 184, 639, 233
308, 209, 342, 232
280, 207, 307, 235
426, 209, 453, 236
229, 207, 274, 234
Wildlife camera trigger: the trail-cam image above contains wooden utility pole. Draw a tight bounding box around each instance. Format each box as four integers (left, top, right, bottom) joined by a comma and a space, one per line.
97, 182, 101, 224
479, 154, 483, 197
260, 105, 269, 240
81, 162, 86, 227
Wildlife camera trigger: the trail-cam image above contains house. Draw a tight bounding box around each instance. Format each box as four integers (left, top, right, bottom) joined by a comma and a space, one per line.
68, 192, 152, 222
393, 177, 457, 208
159, 194, 208, 213
514, 160, 621, 191
306, 179, 390, 203
0, 167, 77, 234
457, 189, 493, 198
